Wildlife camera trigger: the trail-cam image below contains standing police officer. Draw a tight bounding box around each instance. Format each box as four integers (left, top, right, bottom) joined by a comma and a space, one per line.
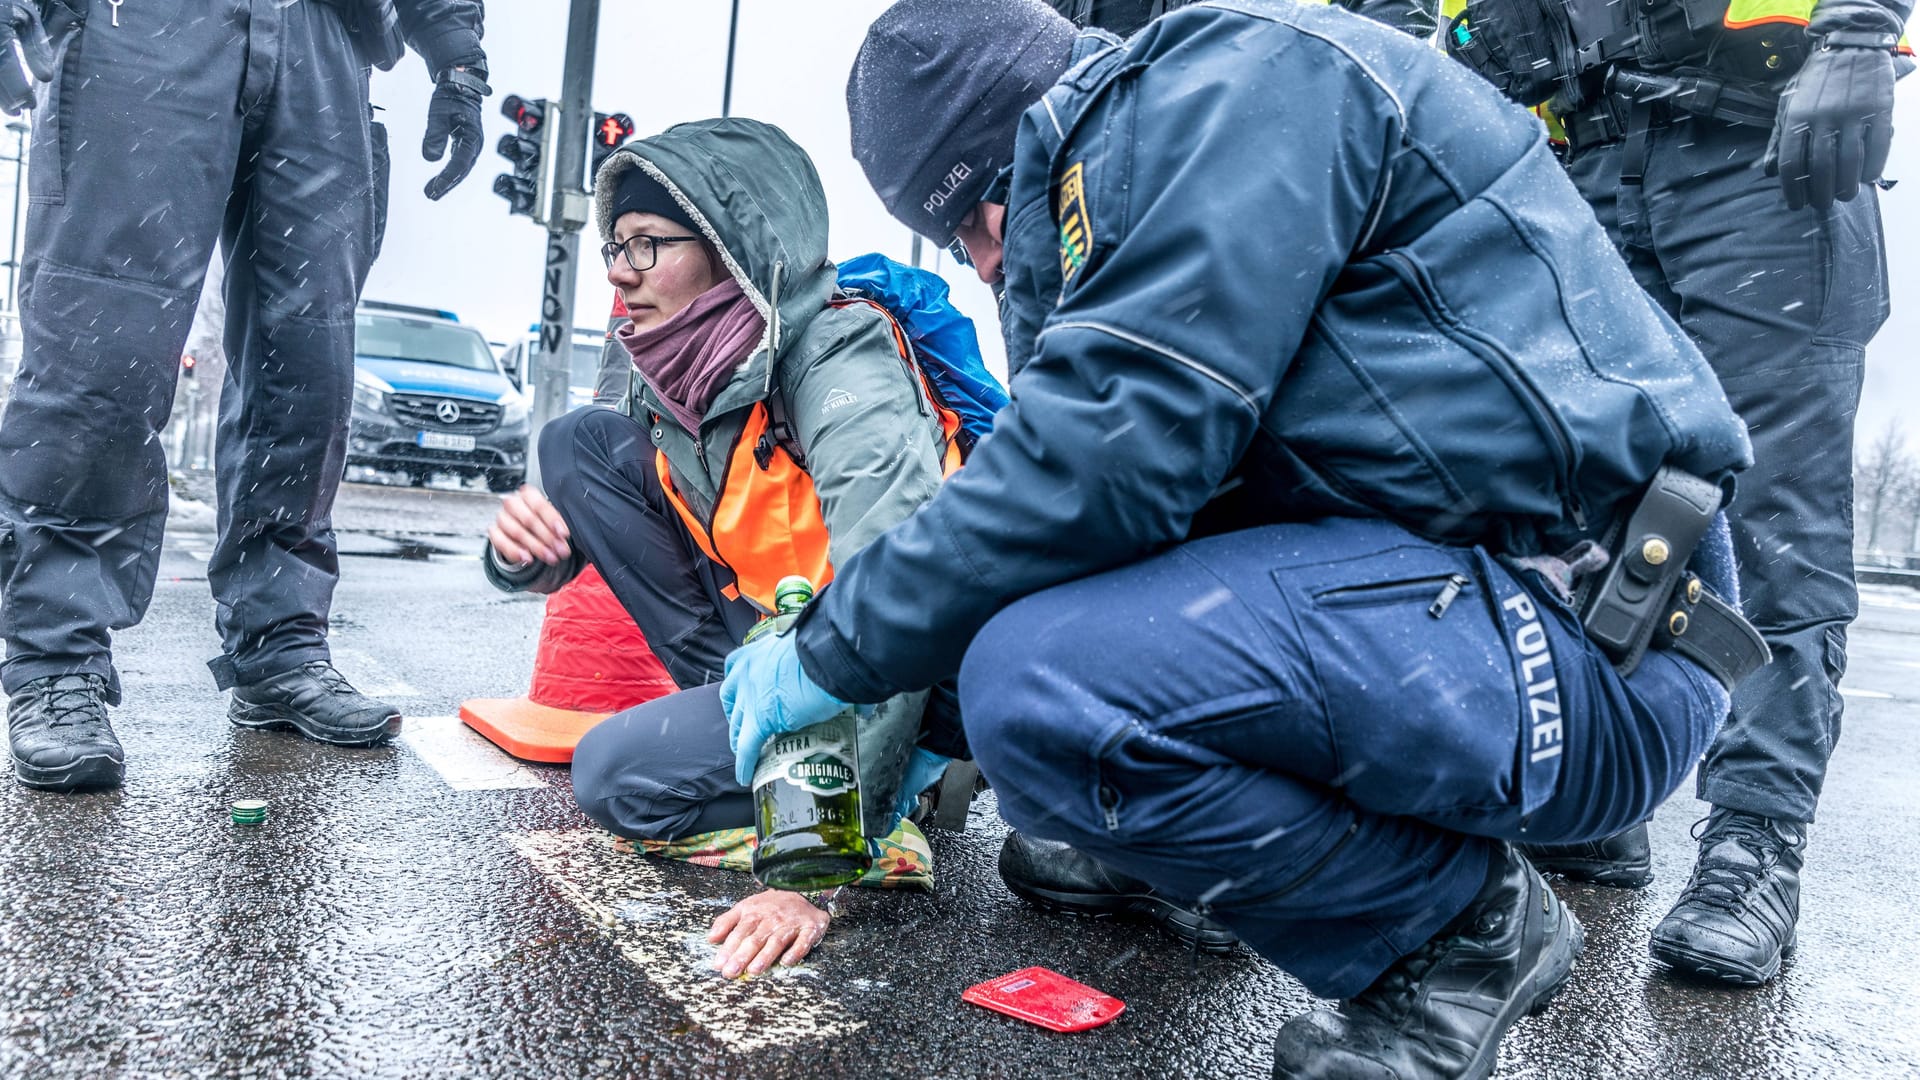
727, 1, 1772, 1074
0, 0, 487, 792
1405, 0, 1909, 986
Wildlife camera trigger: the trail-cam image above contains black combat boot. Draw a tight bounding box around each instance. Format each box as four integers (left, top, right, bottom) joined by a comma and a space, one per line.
1518, 821, 1653, 888
7, 674, 126, 791
1648, 808, 1804, 986
1272, 844, 1583, 1080
998, 832, 1239, 953
229, 661, 401, 747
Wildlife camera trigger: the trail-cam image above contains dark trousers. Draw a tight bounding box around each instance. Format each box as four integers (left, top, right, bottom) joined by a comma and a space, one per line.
1567, 116, 1886, 824
0, 0, 383, 693
961, 519, 1726, 998
538, 407, 761, 839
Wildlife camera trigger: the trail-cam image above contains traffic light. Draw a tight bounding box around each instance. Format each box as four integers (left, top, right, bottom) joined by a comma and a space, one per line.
493, 94, 550, 220
180, 354, 196, 379
589, 111, 634, 187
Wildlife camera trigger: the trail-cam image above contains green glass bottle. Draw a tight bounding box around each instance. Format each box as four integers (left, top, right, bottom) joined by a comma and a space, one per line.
747, 576, 872, 892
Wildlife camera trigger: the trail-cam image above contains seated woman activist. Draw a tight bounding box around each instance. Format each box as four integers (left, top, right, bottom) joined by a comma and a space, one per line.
482, 117, 967, 976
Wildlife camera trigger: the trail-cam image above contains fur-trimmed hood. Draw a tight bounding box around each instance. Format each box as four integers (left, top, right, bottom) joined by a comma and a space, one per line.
592, 118, 839, 417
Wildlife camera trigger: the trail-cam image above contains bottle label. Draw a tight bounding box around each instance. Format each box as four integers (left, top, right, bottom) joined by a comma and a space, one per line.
784, 752, 856, 794
752, 717, 858, 795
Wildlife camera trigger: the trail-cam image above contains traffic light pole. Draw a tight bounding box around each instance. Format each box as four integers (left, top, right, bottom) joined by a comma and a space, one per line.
526, 0, 602, 487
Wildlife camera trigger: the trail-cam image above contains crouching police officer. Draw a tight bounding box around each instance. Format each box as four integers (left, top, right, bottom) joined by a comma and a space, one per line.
0, 0, 487, 791
1410, 0, 1910, 986
727, 0, 1769, 1075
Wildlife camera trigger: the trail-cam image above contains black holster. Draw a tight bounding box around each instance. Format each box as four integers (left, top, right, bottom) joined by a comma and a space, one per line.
1577, 467, 1769, 688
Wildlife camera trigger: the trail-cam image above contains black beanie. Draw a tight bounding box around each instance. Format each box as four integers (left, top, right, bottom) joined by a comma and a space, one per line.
847, 0, 1075, 243
611, 167, 702, 235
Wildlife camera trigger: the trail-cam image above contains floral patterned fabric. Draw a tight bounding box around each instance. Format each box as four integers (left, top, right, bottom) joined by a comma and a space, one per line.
613, 819, 934, 892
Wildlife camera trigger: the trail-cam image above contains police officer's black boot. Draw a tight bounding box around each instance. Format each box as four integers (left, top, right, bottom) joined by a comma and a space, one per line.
228, 661, 401, 747
1517, 821, 1654, 888
1272, 843, 1583, 1080
6, 674, 126, 791
1648, 808, 1804, 986
998, 832, 1238, 953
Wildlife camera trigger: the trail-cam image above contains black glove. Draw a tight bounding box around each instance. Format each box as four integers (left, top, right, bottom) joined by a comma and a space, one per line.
421, 64, 490, 200
1763, 41, 1897, 211
0, 0, 57, 116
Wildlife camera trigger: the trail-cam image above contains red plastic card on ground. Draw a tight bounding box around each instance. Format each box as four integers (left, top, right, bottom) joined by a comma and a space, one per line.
962, 966, 1127, 1032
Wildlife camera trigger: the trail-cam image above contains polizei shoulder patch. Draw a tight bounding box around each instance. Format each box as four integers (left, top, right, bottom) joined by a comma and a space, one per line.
1057, 161, 1091, 284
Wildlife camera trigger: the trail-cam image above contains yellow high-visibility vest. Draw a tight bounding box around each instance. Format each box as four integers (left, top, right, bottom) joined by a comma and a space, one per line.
1437, 0, 1910, 140
1440, 0, 1910, 53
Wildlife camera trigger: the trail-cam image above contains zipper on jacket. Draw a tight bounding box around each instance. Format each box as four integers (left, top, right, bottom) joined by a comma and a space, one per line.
1428, 573, 1470, 619
1383, 250, 1588, 530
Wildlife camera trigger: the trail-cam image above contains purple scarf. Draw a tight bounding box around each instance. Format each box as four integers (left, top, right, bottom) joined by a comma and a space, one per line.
617, 277, 766, 433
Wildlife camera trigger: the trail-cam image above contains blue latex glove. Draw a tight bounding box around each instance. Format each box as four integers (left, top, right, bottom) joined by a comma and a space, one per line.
889, 748, 954, 833
721, 629, 849, 788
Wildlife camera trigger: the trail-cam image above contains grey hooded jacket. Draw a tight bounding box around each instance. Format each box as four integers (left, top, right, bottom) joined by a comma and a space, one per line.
594, 119, 952, 587
494, 119, 953, 828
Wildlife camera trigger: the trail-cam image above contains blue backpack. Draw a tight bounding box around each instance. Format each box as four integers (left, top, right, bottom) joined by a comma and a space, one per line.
835, 253, 1009, 457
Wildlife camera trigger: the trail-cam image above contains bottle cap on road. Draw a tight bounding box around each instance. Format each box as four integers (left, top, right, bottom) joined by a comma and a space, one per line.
230, 799, 269, 826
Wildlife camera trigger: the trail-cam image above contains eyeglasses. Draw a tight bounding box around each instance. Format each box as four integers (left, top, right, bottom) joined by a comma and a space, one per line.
947, 207, 979, 269
601, 233, 701, 272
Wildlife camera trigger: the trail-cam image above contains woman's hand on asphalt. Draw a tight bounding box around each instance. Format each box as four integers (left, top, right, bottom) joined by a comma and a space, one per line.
707, 889, 830, 977
487, 485, 571, 565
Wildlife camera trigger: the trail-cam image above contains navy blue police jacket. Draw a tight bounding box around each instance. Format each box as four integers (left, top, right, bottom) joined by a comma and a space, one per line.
796, 0, 1751, 709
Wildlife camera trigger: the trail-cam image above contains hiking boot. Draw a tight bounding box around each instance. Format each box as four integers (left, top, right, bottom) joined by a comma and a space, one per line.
1649, 808, 1803, 986
1518, 821, 1654, 888
228, 661, 401, 747
998, 832, 1238, 953
1272, 843, 1583, 1080
7, 674, 126, 791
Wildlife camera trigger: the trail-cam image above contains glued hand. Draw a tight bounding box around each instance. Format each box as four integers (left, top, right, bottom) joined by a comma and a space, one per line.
708, 890, 831, 977
721, 629, 848, 788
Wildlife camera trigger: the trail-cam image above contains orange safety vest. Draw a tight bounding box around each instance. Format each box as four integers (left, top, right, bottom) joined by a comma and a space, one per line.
655, 298, 965, 613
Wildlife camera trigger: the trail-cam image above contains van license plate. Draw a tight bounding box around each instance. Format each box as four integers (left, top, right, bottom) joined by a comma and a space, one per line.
416, 431, 475, 452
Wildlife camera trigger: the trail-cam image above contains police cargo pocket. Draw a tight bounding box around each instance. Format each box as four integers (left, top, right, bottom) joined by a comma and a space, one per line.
1285, 546, 1527, 819
27, 15, 85, 205
369, 119, 391, 264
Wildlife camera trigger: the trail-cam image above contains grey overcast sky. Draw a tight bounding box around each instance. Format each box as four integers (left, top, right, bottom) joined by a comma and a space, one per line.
362, 0, 1919, 448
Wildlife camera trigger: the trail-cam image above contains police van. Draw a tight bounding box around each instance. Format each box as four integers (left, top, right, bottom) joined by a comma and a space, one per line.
496, 325, 615, 414
348, 301, 531, 491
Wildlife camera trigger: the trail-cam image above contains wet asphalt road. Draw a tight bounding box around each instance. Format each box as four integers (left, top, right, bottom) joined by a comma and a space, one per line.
1, 476, 1917, 1078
